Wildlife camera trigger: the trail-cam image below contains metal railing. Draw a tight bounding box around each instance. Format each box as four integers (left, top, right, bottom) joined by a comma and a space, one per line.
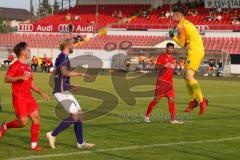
111, 23, 240, 30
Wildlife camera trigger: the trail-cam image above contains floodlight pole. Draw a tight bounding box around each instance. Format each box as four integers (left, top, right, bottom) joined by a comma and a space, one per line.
38, 0, 41, 18
62, 0, 64, 11
95, 0, 99, 33
170, 0, 172, 24
30, 0, 33, 22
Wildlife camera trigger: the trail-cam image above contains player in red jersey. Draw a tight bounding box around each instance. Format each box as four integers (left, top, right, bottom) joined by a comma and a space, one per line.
0, 42, 49, 151
145, 43, 183, 124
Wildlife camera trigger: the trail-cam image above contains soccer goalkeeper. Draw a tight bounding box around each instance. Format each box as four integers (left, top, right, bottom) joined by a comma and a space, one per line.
169, 8, 208, 115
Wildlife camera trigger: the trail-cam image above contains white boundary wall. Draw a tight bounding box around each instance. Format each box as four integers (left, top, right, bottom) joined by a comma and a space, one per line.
230, 65, 240, 74
30, 48, 126, 69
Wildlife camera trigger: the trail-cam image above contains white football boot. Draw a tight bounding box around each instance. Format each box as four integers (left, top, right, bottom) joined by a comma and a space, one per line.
46, 132, 56, 149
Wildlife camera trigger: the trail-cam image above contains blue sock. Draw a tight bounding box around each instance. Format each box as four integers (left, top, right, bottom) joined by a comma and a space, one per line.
51, 116, 74, 137
74, 121, 83, 144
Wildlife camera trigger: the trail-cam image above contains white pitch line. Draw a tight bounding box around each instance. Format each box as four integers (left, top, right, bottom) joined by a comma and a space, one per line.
7, 136, 240, 160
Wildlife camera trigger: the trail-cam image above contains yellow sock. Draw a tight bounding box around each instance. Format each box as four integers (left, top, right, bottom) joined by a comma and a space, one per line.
188, 79, 203, 103
185, 80, 195, 101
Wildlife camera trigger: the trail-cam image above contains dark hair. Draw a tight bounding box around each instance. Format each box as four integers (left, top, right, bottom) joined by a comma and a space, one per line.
13, 42, 27, 57
172, 7, 186, 15
166, 42, 174, 48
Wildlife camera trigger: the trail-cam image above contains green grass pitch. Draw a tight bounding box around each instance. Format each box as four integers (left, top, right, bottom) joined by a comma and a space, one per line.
0, 71, 240, 160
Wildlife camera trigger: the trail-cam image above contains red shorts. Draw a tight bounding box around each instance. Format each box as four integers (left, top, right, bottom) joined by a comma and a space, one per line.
13, 96, 39, 118
155, 80, 175, 98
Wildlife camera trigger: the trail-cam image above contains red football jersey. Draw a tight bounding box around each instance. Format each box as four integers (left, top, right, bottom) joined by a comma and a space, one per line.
6, 60, 33, 97
156, 53, 175, 82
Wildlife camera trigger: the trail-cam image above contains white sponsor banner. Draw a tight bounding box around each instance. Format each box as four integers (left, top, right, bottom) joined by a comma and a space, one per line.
205, 0, 240, 8
18, 23, 94, 33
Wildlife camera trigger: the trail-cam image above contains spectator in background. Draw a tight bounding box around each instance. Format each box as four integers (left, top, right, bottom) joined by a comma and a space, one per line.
74, 15, 80, 21
217, 59, 223, 69
231, 10, 239, 20
193, 9, 198, 16
112, 10, 118, 18
4, 53, 14, 66
215, 14, 223, 21
187, 9, 192, 16
159, 11, 165, 18
38, 57, 42, 69
31, 56, 38, 72
125, 58, 131, 72
175, 58, 185, 75
137, 56, 146, 72
206, 12, 214, 21
143, 10, 147, 17
204, 60, 217, 76
65, 13, 71, 21
118, 10, 123, 19
165, 11, 171, 18
146, 56, 153, 71
232, 19, 240, 25
41, 54, 47, 72
216, 59, 223, 76
179, 57, 185, 73
45, 58, 53, 73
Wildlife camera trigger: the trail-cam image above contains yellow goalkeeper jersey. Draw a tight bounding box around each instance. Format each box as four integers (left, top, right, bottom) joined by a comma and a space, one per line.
173, 18, 204, 51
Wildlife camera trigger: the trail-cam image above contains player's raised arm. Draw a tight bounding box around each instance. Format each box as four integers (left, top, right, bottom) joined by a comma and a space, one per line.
169, 8, 187, 48
31, 82, 49, 101
172, 25, 186, 48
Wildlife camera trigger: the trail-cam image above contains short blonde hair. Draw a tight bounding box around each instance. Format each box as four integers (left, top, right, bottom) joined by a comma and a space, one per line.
59, 39, 73, 51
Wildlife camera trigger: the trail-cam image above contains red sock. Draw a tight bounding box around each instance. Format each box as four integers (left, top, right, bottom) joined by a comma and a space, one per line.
146, 99, 158, 117
31, 124, 40, 143
169, 101, 176, 121
6, 120, 19, 129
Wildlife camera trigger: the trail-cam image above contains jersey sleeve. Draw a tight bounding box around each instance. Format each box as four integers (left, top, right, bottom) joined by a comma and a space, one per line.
156, 55, 166, 65
6, 64, 17, 77
173, 23, 186, 48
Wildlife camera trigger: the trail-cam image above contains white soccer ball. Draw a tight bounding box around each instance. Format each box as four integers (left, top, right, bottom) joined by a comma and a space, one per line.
49, 67, 55, 73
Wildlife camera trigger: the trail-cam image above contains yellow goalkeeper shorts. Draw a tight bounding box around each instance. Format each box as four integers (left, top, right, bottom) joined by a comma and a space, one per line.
185, 49, 205, 71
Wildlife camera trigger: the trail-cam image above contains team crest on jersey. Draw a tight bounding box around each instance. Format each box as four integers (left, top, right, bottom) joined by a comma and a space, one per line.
169, 63, 175, 69
24, 71, 32, 77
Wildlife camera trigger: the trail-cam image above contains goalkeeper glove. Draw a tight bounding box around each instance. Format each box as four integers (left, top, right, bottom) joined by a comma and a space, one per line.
169, 27, 177, 38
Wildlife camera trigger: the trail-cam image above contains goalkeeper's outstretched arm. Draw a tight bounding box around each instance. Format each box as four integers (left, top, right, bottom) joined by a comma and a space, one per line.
172, 25, 186, 48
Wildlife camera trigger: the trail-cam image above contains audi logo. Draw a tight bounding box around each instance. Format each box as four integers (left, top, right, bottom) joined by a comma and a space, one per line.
58, 24, 74, 32
18, 24, 34, 32
196, 25, 210, 33
104, 42, 117, 51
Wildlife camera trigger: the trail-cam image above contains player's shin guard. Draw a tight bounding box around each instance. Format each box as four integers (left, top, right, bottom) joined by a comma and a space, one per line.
51, 116, 74, 137
6, 119, 20, 129
188, 79, 204, 103
168, 101, 176, 121
74, 121, 83, 144
146, 98, 158, 117
31, 124, 40, 148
